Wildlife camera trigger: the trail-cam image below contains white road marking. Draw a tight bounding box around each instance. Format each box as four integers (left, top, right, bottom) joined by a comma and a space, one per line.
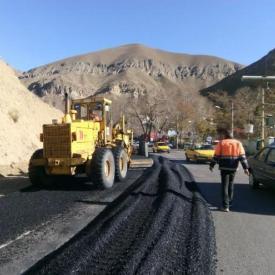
0, 230, 32, 250
6, 176, 28, 179
209, 206, 219, 210
0, 194, 5, 198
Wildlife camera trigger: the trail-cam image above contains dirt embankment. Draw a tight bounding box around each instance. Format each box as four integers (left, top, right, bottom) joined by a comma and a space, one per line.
0, 60, 62, 172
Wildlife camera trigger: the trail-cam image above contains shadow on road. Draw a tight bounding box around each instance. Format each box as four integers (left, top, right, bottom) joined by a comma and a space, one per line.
169, 159, 210, 165
20, 178, 97, 193
197, 180, 275, 216
75, 199, 110, 206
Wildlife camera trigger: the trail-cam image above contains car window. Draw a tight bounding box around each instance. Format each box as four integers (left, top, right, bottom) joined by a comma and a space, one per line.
200, 145, 214, 150
157, 142, 166, 146
256, 148, 270, 161
266, 149, 275, 165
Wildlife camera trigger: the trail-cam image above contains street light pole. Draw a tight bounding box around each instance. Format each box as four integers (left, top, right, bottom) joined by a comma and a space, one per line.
176, 114, 179, 149
242, 75, 275, 149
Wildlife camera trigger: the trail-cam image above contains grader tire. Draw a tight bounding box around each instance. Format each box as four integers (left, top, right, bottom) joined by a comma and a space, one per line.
113, 147, 128, 182
91, 148, 115, 189
28, 149, 52, 186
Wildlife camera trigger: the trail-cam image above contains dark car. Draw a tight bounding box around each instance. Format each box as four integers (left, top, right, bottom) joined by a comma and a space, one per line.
248, 145, 275, 189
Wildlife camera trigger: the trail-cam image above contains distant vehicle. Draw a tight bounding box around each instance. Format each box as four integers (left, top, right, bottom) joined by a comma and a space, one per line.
148, 141, 154, 147
185, 144, 214, 163
183, 142, 192, 150
248, 145, 275, 189
168, 143, 174, 148
152, 142, 170, 153
132, 140, 140, 154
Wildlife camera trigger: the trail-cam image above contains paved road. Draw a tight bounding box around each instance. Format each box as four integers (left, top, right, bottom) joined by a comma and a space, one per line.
156, 150, 275, 275
24, 157, 216, 274
0, 167, 146, 275
2, 150, 275, 274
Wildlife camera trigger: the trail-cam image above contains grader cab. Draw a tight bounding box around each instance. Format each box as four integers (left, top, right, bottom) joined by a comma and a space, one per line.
29, 94, 133, 189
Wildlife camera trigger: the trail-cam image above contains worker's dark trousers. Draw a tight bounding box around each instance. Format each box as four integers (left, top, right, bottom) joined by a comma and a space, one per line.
221, 170, 236, 208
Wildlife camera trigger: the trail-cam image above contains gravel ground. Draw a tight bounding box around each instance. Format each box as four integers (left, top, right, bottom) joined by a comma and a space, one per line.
24, 157, 216, 275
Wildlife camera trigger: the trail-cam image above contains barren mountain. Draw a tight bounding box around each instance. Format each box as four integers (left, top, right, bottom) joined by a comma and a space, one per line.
0, 60, 62, 166
200, 48, 275, 96
20, 44, 243, 109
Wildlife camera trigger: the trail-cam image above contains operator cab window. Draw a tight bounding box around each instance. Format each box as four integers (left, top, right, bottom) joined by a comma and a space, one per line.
88, 102, 103, 121
74, 103, 88, 120
105, 104, 111, 125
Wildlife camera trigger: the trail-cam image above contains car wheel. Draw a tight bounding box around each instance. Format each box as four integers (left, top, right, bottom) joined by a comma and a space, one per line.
185, 155, 190, 162
249, 173, 260, 189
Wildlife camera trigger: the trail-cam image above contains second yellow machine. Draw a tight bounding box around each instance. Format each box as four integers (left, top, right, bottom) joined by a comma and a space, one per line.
29, 93, 133, 189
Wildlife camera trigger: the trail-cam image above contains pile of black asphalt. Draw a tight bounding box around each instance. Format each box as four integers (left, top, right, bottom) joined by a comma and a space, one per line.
24, 157, 216, 275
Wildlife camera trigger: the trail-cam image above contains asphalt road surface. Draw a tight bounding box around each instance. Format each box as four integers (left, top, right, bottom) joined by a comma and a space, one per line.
1, 150, 275, 275
0, 167, 146, 275
155, 150, 275, 275
23, 157, 216, 275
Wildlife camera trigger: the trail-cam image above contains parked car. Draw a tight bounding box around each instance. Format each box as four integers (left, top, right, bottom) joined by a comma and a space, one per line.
248, 145, 275, 189
185, 144, 214, 163
152, 142, 170, 153
132, 140, 140, 154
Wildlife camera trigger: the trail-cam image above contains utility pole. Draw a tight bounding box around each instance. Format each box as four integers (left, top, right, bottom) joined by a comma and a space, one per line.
176, 114, 179, 149
261, 86, 265, 149
231, 100, 234, 138
242, 76, 275, 149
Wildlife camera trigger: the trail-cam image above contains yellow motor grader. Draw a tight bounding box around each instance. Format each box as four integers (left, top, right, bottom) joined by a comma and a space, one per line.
29, 93, 133, 189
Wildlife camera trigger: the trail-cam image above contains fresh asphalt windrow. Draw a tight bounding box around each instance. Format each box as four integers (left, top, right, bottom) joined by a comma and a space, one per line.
24, 157, 216, 274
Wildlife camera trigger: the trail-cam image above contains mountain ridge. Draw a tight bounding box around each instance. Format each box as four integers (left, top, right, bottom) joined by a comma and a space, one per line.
19, 44, 243, 109
200, 48, 275, 96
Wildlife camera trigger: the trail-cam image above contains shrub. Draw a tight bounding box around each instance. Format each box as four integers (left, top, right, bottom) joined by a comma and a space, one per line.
8, 109, 19, 123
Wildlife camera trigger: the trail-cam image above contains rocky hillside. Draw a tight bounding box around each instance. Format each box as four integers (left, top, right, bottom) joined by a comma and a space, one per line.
0, 60, 62, 166
200, 48, 275, 96
20, 44, 243, 109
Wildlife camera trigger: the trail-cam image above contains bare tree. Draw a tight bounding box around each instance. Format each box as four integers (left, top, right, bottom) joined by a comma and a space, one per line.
126, 92, 171, 140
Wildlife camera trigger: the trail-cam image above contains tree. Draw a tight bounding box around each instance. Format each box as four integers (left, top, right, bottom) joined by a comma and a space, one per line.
125, 92, 171, 140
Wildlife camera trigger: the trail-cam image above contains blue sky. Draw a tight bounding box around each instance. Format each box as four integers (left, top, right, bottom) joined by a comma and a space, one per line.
0, 0, 275, 71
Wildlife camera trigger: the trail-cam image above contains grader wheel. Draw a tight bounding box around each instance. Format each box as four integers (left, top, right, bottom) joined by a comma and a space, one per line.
90, 148, 115, 189
28, 149, 53, 186
113, 147, 128, 182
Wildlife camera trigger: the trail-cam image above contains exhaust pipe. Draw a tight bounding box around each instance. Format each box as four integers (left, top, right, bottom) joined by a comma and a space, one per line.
62, 92, 72, 123
65, 92, 70, 114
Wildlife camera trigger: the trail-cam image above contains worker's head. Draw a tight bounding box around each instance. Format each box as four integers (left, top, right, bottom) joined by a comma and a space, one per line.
216, 127, 232, 139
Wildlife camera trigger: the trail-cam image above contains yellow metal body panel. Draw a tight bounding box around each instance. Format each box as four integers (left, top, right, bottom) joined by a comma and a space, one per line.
41, 121, 100, 175
70, 121, 100, 159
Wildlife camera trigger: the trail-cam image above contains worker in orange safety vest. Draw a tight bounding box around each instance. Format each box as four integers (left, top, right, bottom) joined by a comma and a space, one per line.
210, 127, 249, 212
